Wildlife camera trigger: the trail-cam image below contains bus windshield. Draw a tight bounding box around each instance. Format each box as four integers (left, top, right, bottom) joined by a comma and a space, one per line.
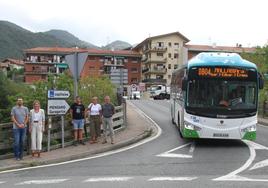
186, 67, 258, 118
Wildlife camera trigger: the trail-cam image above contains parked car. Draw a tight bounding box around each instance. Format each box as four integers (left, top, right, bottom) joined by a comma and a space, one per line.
153, 92, 170, 100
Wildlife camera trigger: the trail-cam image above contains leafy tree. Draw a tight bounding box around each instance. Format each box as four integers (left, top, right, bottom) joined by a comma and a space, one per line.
241, 46, 268, 104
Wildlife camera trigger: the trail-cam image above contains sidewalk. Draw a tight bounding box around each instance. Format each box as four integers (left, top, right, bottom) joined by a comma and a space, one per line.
258, 117, 268, 126
0, 102, 155, 172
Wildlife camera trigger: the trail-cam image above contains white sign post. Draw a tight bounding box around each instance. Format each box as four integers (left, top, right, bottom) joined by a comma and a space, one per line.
48, 90, 70, 99
47, 90, 70, 149
47, 100, 70, 115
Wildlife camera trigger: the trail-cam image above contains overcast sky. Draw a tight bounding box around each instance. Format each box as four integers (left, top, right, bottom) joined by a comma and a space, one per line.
0, 0, 267, 47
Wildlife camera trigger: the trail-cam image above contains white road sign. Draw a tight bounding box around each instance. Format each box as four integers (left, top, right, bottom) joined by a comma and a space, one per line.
48, 90, 70, 99
47, 100, 70, 115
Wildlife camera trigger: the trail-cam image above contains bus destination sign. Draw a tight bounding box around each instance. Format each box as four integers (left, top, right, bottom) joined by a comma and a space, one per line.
198, 67, 248, 78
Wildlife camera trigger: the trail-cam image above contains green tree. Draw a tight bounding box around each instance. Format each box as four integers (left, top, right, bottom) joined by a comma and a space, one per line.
241, 46, 268, 104
79, 76, 116, 105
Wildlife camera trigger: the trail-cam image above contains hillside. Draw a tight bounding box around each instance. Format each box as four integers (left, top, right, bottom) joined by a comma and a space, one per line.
44, 30, 99, 49
103, 40, 132, 50
0, 21, 71, 60
0, 21, 133, 60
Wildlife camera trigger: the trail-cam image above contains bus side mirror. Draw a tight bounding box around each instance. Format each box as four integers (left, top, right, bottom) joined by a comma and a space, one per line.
182, 78, 187, 91
259, 75, 264, 89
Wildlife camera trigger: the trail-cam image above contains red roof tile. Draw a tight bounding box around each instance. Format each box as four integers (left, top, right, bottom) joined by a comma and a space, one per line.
2, 58, 24, 66
24, 47, 141, 57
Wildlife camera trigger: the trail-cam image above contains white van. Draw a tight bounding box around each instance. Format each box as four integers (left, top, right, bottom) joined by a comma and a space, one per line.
131, 91, 141, 100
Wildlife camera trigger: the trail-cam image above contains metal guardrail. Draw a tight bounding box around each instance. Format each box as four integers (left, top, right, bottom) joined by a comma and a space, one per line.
0, 103, 126, 159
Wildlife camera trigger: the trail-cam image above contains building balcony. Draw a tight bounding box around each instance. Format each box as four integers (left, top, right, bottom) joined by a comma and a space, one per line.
24, 71, 50, 75
144, 46, 167, 53
141, 55, 148, 62
144, 68, 167, 74
145, 58, 167, 64
142, 68, 149, 73
142, 78, 167, 84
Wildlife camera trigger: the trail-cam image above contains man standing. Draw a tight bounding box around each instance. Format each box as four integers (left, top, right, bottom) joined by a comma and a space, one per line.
70, 96, 86, 146
102, 96, 115, 144
11, 97, 29, 160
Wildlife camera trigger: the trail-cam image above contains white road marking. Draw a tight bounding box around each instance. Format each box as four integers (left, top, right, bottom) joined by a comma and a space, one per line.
0, 101, 162, 174
247, 141, 268, 150
157, 143, 193, 158
189, 142, 196, 154
214, 140, 268, 181
15, 179, 68, 185
84, 177, 133, 182
148, 177, 197, 181
250, 159, 268, 171
0, 181, 6, 184
220, 175, 268, 182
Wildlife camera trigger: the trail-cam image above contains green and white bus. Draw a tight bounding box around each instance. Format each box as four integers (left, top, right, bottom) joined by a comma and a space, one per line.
170, 52, 263, 140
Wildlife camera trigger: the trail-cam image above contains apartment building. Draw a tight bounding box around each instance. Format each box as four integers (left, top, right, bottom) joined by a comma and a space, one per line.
133, 32, 190, 87
24, 47, 141, 85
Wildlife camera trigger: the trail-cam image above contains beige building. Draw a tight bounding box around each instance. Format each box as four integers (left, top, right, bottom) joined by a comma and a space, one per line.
133, 32, 189, 87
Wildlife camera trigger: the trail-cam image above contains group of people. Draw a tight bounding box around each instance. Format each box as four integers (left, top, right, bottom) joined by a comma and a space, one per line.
70, 96, 115, 145
10, 95, 115, 161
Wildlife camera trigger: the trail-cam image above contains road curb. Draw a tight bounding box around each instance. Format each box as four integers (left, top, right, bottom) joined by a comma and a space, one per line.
258, 119, 268, 126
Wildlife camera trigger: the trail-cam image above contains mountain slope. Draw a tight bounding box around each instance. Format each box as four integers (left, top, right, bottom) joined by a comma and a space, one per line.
0, 21, 71, 60
44, 29, 99, 49
103, 40, 132, 50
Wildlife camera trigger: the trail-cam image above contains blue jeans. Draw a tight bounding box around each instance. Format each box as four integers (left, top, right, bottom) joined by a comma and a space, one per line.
72, 119, 84, 130
13, 128, 26, 159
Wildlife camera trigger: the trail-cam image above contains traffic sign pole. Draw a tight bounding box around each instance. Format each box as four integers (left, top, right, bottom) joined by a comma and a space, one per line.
61, 116, 65, 148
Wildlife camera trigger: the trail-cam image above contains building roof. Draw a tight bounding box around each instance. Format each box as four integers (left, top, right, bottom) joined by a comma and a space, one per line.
24, 47, 88, 54
186, 44, 256, 53
2, 58, 24, 66
133, 31, 190, 50
0, 62, 9, 68
87, 49, 141, 57
24, 47, 141, 57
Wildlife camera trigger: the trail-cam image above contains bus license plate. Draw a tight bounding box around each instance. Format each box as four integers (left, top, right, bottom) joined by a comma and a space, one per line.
213, 133, 229, 137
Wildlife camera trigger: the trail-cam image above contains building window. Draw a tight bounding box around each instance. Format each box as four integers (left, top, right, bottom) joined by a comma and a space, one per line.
157, 53, 163, 57
131, 67, 138, 73
168, 75, 171, 79
88, 56, 95, 60
174, 53, 179, 59
156, 75, 164, 79
174, 64, 178, 69
168, 64, 171, 69
168, 53, 171, 58
168, 42, 172, 47
131, 78, 138, 83
157, 42, 164, 47
174, 43, 179, 48
149, 54, 151, 58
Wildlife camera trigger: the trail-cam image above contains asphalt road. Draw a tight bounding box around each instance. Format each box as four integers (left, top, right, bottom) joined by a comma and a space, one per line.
0, 100, 268, 188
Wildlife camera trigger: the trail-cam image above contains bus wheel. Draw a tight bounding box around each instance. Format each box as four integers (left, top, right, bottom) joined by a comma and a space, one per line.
178, 115, 183, 138
171, 117, 175, 124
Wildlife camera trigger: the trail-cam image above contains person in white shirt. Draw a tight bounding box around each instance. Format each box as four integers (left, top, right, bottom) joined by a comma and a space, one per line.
87, 97, 102, 144
29, 100, 45, 157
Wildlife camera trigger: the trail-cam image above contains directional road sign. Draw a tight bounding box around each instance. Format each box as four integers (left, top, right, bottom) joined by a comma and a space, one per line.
47, 100, 70, 115
48, 90, 70, 99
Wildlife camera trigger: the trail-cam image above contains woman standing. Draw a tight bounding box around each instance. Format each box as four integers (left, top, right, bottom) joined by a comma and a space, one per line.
29, 100, 45, 157
87, 97, 102, 144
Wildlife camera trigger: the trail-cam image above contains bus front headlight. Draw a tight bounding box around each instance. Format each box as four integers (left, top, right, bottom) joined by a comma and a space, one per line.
184, 121, 201, 131
241, 124, 256, 132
